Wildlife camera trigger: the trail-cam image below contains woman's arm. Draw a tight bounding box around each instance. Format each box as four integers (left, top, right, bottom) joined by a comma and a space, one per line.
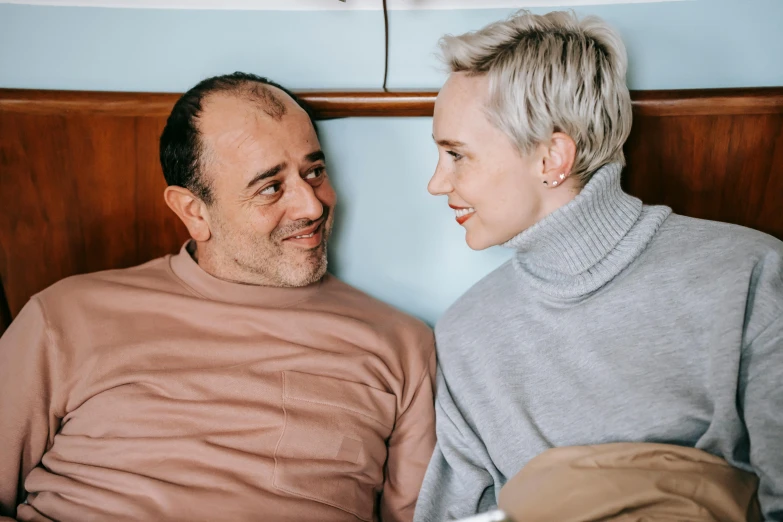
739, 248, 783, 521
414, 368, 497, 522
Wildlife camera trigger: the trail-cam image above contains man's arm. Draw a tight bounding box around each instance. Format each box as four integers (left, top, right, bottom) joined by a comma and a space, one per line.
413, 367, 496, 522
0, 298, 60, 519
740, 248, 783, 521
380, 347, 437, 522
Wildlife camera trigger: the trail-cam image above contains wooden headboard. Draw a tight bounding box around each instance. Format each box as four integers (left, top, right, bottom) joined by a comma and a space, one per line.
1, 87, 782, 334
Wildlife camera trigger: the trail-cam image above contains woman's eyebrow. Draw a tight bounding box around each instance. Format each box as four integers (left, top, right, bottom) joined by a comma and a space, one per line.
433, 136, 467, 148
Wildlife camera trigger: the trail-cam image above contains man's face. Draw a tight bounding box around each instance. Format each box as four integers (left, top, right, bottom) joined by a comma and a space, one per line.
197, 89, 336, 287
429, 72, 547, 251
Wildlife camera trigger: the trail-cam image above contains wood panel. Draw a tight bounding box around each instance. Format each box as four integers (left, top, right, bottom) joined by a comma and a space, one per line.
0, 89, 439, 118
631, 87, 783, 116
624, 112, 783, 240
624, 88, 783, 242
0, 111, 190, 326
1, 87, 782, 335
3, 87, 783, 118
0, 282, 10, 334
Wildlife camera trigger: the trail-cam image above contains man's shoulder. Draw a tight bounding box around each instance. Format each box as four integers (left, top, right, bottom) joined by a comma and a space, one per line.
316, 274, 434, 364
35, 255, 182, 310
320, 275, 432, 336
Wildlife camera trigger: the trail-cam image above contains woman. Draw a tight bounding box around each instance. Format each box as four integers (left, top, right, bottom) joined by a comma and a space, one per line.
413, 10, 782, 522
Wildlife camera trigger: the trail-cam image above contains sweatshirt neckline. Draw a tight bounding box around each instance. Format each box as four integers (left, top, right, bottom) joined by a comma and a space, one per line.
169, 241, 324, 308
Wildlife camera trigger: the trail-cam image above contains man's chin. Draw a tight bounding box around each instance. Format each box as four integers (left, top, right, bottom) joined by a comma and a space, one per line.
281, 268, 326, 288
279, 252, 328, 287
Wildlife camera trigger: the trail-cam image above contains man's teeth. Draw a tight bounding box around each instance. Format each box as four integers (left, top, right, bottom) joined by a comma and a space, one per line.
454, 208, 476, 218
294, 233, 315, 239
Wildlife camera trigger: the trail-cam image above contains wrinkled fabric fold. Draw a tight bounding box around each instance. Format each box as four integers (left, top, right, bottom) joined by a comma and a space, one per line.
498, 443, 761, 522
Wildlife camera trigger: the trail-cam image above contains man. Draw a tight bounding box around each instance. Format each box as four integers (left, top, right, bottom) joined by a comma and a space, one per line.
0, 72, 436, 522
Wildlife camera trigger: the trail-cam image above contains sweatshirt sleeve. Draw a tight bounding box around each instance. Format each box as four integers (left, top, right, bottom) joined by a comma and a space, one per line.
0, 298, 61, 519
739, 247, 783, 521
380, 345, 437, 522
413, 366, 497, 522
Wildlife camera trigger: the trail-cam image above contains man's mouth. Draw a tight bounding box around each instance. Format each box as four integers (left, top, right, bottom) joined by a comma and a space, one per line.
282, 220, 325, 248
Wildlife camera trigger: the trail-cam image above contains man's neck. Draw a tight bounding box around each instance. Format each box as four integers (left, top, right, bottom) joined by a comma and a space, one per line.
188, 241, 275, 287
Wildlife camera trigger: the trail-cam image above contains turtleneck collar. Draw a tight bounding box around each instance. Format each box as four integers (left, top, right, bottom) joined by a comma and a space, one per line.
169, 241, 324, 308
504, 162, 671, 299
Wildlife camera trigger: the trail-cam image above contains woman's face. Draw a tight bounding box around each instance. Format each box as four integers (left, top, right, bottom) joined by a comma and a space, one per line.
429, 73, 552, 251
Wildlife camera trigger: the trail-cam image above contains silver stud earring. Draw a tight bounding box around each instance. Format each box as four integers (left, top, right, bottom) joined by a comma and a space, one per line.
560, 174, 565, 180
552, 181, 558, 186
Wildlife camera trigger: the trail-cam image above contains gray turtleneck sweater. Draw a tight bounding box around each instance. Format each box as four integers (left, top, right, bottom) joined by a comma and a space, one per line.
414, 163, 783, 522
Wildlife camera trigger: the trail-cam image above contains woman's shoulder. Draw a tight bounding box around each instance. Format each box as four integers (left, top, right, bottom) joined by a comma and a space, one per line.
655, 212, 783, 260
435, 259, 517, 336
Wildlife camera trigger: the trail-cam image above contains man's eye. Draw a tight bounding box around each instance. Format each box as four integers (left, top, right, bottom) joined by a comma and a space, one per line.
447, 151, 463, 161
305, 167, 325, 180
259, 183, 280, 196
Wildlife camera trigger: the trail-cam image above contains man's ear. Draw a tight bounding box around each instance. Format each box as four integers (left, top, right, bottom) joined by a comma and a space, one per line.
164, 186, 212, 242
542, 132, 577, 184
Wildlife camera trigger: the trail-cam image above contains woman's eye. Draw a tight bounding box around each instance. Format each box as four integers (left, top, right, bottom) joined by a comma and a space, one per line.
259, 183, 280, 196
447, 151, 463, 161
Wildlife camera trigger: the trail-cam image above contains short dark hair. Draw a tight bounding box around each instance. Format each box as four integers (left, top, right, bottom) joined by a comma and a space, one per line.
159, 72, 317, 205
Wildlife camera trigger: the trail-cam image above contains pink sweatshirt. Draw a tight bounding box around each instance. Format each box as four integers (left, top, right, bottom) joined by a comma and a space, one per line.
0, 243, 436, 522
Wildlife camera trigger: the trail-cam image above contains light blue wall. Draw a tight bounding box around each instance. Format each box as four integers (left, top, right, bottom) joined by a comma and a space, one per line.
387, 0, 783, 90
1, 1, 781, 325
3, 1, 782, 92
319, 116, 513, 324
0, 5, 386, 91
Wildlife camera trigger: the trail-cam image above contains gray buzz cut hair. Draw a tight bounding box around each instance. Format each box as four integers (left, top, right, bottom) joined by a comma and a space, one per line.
439, 10, 633, 183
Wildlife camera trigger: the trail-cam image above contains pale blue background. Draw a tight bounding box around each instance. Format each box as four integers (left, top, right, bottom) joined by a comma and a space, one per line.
1, 0, 781, 324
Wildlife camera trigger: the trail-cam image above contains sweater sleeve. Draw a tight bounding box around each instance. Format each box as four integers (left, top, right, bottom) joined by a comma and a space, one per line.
0, 298, 61, 519
413, 366, 497, 522
739, 249, 783, 521
380, 345, 437, 522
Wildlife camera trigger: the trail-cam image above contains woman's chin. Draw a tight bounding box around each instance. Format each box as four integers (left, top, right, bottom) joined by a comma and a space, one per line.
464, 231, 493, 251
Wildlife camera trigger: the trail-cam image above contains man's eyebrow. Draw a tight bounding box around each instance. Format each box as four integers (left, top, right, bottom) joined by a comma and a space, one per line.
246, 163, 285, 189
305, 150, 326, 163
433, 136, 466, 148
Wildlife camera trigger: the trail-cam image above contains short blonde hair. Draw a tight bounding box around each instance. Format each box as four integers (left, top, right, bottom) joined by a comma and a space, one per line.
439, 10, 632, 183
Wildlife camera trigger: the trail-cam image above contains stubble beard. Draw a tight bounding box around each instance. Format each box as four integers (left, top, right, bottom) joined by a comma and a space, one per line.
209, 210, 333, 288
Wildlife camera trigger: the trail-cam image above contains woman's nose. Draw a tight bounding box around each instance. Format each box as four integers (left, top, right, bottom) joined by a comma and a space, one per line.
428, 163, 453, 196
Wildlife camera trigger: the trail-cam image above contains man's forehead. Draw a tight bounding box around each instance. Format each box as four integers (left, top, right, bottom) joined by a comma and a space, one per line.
197, 91, 319, 182
199, 92, 307, 149
200, 91, 292, 129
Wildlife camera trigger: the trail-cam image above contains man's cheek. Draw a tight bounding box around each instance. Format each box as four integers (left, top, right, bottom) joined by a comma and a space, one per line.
319, 181, 337, 207
251, 215, 282, 240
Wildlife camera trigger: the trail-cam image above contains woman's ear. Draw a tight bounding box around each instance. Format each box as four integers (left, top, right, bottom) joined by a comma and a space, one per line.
542, 132, 577, 187
164, 186, 212, 242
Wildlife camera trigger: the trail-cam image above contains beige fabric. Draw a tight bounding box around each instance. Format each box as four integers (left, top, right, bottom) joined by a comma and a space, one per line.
498, 443, 761, 522
0, 243, 436, 522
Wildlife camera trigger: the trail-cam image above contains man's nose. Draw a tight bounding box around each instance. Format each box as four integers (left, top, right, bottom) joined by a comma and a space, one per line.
428, 162, 453, 196
289, 179, 325, 222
